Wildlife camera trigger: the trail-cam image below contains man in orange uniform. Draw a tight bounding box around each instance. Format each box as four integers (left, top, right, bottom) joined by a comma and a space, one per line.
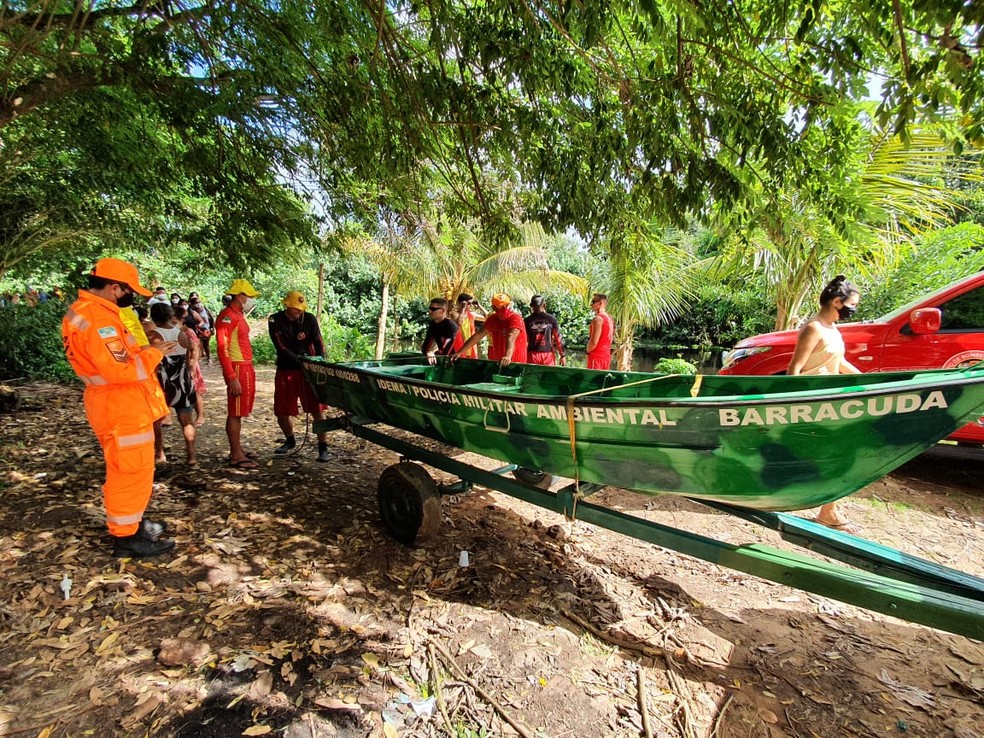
61, 258, 177, 558
216, 279, 259, 468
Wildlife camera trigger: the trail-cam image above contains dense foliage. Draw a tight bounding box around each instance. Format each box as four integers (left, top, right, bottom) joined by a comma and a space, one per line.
4, 1, 984, 278
0, 300, 74, 381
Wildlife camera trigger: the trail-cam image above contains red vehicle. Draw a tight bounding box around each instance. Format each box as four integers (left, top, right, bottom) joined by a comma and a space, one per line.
719, 272, 984, 444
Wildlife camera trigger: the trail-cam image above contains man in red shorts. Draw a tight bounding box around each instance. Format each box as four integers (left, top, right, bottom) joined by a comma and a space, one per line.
216, 278, 259, 468
451, 293, 527, 367
524, 295, 565, 366
268, 290, 331, 462
586, 292, 615, 370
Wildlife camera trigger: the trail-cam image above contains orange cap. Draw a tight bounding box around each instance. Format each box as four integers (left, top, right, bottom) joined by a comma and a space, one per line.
491, 293, 511, 309
90, 258, 152, 297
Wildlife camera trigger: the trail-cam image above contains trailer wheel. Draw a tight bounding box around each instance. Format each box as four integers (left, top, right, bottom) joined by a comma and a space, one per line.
511, 467, 555, 490
378, 463, 441, 545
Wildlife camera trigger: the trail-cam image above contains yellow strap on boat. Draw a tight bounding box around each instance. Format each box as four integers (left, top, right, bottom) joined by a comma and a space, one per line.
563, 373, 696, 493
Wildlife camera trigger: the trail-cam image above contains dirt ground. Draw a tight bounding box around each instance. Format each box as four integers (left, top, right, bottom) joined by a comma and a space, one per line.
0, 364, 982, 738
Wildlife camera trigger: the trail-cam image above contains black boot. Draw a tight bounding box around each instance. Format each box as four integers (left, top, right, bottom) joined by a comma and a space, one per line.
113, 525, 175, 558
317, 442, 330, 463
274, 435, 296, 456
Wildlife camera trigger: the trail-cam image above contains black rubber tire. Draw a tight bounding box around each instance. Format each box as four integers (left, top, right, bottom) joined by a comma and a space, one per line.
377, 463, 442, 545
511, 467, 555, 490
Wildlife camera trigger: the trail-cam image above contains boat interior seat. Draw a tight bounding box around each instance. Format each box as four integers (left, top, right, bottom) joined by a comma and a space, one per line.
383, 366, 433, 379
458, 381, 524, 394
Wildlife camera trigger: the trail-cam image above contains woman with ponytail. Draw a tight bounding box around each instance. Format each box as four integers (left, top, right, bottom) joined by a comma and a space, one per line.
788, 275, 863, 534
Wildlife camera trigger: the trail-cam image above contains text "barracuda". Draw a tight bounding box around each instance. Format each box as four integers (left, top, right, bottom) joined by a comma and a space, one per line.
719, 391, 948, 427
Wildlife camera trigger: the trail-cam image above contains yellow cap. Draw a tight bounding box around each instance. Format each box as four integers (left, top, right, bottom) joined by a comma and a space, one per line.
225, 278, 259, 297
491, 293, 511, 309
282, 290, 307, 311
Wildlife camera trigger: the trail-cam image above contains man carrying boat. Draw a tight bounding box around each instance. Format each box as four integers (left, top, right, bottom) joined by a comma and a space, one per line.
451, 293, 528, 367
422, 297, 464, 364
525, 295, 565, 366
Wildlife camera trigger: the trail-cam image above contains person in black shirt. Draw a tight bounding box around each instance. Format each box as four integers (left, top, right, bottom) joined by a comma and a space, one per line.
524, 295, 565, 366
422, 298, 463, 364
268, 291, 331, 462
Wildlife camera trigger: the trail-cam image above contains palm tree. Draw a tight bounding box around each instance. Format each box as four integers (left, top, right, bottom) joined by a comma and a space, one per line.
341, 212, 434, 359
417, 218, 588, 305
352, 214, 589, 358
602, 222, 701, 371
714, 130, 980, 330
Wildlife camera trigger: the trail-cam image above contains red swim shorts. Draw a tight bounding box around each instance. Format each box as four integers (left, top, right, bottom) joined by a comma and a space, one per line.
226, 362, 256, 417
274, 369, 321, 416
528, 351, 556, 366
586, 353, 611, 370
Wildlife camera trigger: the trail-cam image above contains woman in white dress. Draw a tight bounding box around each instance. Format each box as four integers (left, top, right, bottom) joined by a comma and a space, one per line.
787, 275, 862, 534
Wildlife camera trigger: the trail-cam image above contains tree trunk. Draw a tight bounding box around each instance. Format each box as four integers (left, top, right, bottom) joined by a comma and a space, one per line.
614, 333, 634, 372
316, 263, 324, 320
375, 278, 389, 360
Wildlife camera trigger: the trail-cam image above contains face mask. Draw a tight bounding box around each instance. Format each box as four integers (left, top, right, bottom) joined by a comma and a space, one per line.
171, 298, 179, 305
117, 292, 135, 309
837, 304, 857, 320
243, 297, 256, 312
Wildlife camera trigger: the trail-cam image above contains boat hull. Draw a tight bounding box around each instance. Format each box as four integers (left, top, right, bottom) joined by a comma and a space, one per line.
302, 358, 984, 510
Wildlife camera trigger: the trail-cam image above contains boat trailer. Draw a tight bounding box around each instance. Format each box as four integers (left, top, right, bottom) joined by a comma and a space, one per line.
316, 415, 984, 640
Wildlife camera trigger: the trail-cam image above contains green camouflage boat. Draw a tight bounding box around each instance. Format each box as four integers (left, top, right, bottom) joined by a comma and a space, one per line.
301, 357, 984, 511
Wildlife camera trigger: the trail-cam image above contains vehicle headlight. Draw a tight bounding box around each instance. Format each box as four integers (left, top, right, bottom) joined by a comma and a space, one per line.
721, 346, 772, 368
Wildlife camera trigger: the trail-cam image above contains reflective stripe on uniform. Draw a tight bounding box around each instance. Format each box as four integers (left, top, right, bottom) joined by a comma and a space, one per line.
65, 309, 90, 331
135, 360, 148, 381
82, 374, 109, 386
117, 430, 154, 447
106, 511, 144, 526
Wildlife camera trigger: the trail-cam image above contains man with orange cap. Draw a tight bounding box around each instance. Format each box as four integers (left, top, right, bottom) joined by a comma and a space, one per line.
268, 290, 331, 462
451, 293, 528, 367
61, 258, 177, 558
216, 278, 260, 468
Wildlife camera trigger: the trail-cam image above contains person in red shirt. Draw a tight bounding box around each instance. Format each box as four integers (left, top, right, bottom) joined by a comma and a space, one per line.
586, 293, 615, 370
451, 293, 527, 367
216, 278, 259, 468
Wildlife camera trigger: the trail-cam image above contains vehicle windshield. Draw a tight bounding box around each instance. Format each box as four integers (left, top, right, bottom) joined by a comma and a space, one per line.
875, 274, 980, 322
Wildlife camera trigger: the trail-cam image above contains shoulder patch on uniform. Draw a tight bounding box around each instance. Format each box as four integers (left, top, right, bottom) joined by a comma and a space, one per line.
97, 326, 119, 338
105, 339, 128, 363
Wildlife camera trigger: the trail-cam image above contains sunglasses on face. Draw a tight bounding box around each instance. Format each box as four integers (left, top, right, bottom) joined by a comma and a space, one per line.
428, 306, 443, 312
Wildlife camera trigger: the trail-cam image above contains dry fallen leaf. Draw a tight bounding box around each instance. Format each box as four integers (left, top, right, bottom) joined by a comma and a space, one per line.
242, 726, 272, 736
245, 671, 273, 700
